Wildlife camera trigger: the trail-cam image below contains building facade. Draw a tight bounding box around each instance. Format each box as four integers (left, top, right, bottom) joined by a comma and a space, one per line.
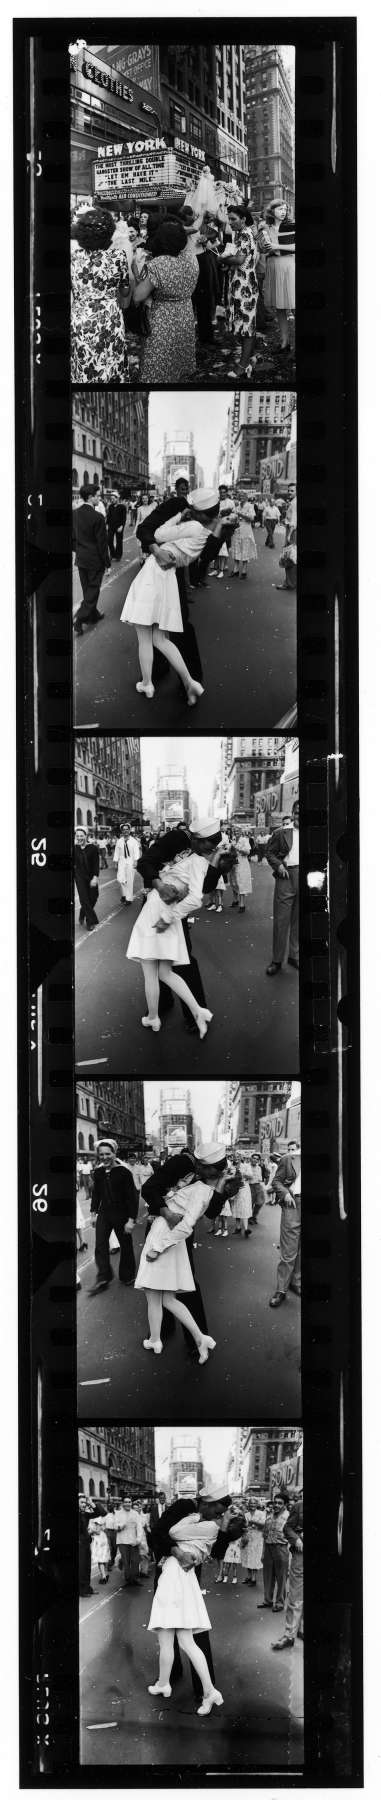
232, 390, 295, 488
76, 737, 143, 831
73, 42, 248, 200
279, 736, 299, 814
156, 765, 191, 828
159, 42, 248, 193
71, 44, 164, 198
169, 1433, 204, 1501
79, 1426, 156, 1499
224, 736, 286, 824
236, 1427, 302, 1496
161, 431, 203, 494
76, 1079, 145, 1158
74, 741, 97, 834
72, 390, 149, 497
159, 1086, 195, 1154
228, 1080, 292, 1150
244, 45, 294, 214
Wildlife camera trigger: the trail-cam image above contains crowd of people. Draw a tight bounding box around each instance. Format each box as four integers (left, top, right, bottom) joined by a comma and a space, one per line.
74, 804, 299, 1030
72, 471, 297, 697
79, 1479, 303, 1707
76, 1129, 301, 1328
71, 177, 295, 384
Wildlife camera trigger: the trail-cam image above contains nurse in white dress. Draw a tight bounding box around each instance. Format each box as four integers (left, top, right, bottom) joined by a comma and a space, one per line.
120, 488, 220, 702
147, 1512, 223, 1716
135, 1143, 228, 1361
126, 850, 213, 1038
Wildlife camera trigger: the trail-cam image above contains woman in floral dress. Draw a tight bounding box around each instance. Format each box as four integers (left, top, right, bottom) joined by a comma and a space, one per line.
230, 500, 258, 579
227, 207, 259, 378
131, 220, 198, 383
71, 209, 140, 382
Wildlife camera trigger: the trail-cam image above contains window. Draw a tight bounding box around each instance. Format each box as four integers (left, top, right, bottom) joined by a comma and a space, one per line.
99, 1481, 105, 1498
89, 1478, 95, 1497
79, 1476, 84, 1492
72, 468, 78, 486
76, 807, 83, 826
88, 1132, 95, 1150
86, 810, 93, 829
92, 440, 96, 456
82, 434, 86, 453
190, 114, 202, 145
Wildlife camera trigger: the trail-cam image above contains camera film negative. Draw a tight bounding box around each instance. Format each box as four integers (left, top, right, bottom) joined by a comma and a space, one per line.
15, 17, 361, 1788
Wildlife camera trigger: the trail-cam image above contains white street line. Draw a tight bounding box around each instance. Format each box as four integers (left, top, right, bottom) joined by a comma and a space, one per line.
79, 1377, 111, 1386
99, 878, 118, 889
86, 1723, 118, 1731
75, 904, 122, 949
76, 1058, 109, 1066
80, 1583, 125, 1626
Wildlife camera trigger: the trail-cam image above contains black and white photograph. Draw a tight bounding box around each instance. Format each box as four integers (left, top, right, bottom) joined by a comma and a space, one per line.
74, 734, 299, 1074
73, 389, 297, 730
76, 1078, 301, 1418
79, 1424, 303, 1768
70, 41, 295, 385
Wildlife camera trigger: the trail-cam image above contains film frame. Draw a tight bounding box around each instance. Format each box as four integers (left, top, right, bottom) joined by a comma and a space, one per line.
14, 15, 361, 1787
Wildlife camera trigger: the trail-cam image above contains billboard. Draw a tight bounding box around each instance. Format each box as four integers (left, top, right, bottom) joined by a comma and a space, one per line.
93, 44, 161, 95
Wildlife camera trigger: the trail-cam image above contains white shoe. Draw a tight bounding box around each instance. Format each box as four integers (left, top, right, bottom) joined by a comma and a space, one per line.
198, 1334, 216, 1365
141, 1015, 161, 1032
136, 680, 154, 699
196, 1007, 213, 1040
217, 571, 224, 579
197, 1687, 224, 1717
186, 680, 204, 708
148, 1681, 171, 1696
143, 1338, 163, 1355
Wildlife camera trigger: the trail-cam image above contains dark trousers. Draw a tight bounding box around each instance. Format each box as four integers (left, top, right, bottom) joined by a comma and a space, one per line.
272, 867, 299, 964
76, 563, 104, 623
152, 569, 203, 685
153, 1561, 215, 1699
74, 871, 99, 925
158, 921, 207, 1024
95, 1203, 136, 1284
119, 1543, 139, 1584
262, 1542, 289, 1606
79, 1532, 92, 1596
108, 526, 124, 560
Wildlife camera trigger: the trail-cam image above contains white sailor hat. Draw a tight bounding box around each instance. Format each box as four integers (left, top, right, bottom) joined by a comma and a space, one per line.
189, 817, 221, 838
96, 1138, 118, 1154
189, 487, 219, 511
197, 1141, 227, 1165
198, 1484, 231, 1501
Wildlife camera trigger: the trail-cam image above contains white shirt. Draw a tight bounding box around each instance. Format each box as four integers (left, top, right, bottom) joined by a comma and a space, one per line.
114, 1507, 143, 1546
285, 826, 299, 868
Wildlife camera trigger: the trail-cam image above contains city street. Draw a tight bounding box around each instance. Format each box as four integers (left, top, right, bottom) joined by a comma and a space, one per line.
74, 525, 296, 731
77, 1201, 301, 1419
75, 862, 299, 1075
80, 1560, 303, 1769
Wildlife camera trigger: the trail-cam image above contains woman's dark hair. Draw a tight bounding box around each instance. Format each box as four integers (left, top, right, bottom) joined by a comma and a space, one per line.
75, 207, 115, 252
148, 218, 187, 257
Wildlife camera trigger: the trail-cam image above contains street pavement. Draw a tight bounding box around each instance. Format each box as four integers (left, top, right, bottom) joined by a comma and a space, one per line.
74, 525, 296, 730
77, 1201, 301, 1420
75, 862, 299, 1075
80, 1560, 303, 1769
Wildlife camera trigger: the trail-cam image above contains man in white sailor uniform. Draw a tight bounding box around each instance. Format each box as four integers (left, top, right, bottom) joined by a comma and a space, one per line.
89, 1138, 139, 1296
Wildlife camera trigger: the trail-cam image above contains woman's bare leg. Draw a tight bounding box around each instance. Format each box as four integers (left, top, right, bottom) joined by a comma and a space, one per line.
158, 960, 209, 1027
177, 1630, 213, 1697
136, 625, 154, 685
152, 628, 203, 697
141, 960, 160, 1021
157, 1628, 175, 1688
162, 1289, 205, 1350
146, 1290, 163, 1342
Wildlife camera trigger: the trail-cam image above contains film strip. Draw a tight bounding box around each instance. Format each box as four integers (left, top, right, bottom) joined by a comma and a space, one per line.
15, 17, 361, 1787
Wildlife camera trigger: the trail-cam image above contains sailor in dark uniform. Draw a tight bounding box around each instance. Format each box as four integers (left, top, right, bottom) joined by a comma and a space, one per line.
89, 1138, 139, 1295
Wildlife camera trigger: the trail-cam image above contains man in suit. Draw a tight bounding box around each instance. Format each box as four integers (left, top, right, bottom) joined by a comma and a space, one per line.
107, 488, 127, 561
74, 827, 100, 930
265, 798, 299, 975
73, 484, 109, 635
137, 819, 236, 1033
88, 1138, 139, 1295
268, 1141, 301, 1308
135, 471, 203, 684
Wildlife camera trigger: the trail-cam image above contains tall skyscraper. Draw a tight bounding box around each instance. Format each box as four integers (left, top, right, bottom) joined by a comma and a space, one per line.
244, 45, 294, 214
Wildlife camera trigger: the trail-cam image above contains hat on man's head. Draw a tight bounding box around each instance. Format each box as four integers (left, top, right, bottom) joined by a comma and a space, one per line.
96, 1138, 118, 1154
189, 487, 219, 512
189, 817, 221, 838
174, 467, 190, 485
199, 1484, 231, 1502
197, 1141, 227, 1166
